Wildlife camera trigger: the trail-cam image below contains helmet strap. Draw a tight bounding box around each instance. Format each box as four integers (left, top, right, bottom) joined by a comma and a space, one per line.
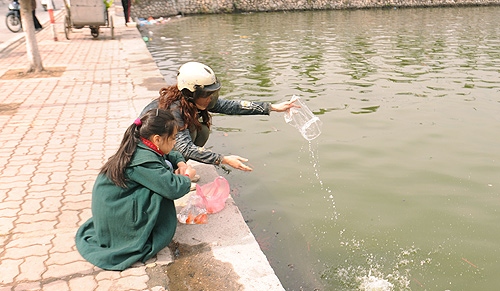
181, 88, 195, 102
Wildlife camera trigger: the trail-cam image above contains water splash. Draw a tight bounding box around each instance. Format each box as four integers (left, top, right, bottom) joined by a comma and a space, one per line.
295, 130, 417, 291
358, 271, 394, 291
320, 230, 435, 290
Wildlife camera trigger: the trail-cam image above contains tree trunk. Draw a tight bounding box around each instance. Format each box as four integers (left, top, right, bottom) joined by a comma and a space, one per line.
20, 0, 44, 73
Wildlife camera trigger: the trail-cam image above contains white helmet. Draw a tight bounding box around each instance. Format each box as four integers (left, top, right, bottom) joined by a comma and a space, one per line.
177, 62, 221, 93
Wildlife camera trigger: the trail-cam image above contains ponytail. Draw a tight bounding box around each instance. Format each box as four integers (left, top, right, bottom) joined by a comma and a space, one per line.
100, 109, 177, 188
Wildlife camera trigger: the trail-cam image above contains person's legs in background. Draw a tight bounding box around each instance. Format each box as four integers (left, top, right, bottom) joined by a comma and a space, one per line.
121, 0, 130, 24
33, 10, 42, 30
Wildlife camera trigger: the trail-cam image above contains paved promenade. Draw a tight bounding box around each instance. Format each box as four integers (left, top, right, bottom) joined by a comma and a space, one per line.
0, 7, 284, 291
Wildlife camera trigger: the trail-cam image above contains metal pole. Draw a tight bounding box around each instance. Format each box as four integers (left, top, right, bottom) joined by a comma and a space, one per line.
48, 0, 58, 41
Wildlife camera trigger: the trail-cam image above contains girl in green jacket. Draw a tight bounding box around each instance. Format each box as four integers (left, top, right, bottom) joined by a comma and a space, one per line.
75, 109, 196, 271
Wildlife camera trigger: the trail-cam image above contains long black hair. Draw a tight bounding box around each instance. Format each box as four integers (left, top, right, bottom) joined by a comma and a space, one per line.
100, 109, 177, 188
157, 85, 212, 131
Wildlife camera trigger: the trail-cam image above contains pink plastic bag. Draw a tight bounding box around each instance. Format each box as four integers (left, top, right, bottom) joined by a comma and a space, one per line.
197, 176, 230, 214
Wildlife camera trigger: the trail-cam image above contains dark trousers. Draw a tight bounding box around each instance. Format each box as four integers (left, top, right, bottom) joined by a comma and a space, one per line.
121, 0, 130, 23
190, 124, 210, 147
33, 10, 42, 29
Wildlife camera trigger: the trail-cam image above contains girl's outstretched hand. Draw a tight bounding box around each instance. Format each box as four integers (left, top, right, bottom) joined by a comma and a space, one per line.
184, 166, 197, 180
222, 155, 253, 171
270, 100, 300, 112
176, 162, 196, 179
176, 162, 188, 175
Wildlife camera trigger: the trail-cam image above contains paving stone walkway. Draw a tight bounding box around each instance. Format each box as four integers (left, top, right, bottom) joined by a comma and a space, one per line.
0, 9, 171, 291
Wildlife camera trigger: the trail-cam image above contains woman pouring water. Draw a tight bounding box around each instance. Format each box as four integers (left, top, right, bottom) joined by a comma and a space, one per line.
140, 61, 298, 172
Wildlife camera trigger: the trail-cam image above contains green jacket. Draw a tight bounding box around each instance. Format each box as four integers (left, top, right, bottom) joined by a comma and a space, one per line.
75, 143, 191, 270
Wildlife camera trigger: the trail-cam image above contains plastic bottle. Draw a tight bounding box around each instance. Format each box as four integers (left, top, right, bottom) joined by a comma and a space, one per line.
284, 95, 322, 141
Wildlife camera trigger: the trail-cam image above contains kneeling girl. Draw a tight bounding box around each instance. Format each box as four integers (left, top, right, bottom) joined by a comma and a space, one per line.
76, 109, 196, 270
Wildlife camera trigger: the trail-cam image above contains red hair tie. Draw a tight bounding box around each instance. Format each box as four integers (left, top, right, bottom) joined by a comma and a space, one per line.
134, 118, 142, 126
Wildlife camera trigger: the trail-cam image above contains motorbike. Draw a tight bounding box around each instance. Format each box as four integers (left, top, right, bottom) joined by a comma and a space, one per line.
5, 0, 22, 33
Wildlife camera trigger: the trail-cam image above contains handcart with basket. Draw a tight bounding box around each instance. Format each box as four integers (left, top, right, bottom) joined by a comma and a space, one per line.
63, 0, 114, 39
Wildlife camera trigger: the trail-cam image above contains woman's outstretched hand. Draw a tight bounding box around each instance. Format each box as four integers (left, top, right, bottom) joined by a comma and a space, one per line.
222, 155, 253, 171
270, 99, 300, 112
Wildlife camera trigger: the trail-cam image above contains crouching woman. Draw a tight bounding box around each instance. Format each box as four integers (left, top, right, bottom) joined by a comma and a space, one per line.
75, 109, 196, 271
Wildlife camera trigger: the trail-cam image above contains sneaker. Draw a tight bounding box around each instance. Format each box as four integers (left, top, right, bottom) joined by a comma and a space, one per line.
191, 174, 200, 183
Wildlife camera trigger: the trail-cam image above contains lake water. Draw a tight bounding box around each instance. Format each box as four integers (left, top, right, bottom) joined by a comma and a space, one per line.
141, 6, 500, 290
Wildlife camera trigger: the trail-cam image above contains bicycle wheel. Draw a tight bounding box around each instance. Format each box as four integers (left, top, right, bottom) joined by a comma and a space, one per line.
90, 27, 99, 38
6, 14, 22, 33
